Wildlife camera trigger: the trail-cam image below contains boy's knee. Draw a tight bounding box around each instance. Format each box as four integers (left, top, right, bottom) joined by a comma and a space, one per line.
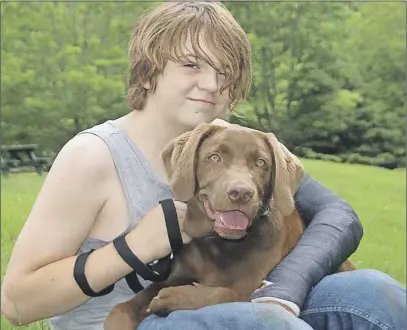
308, 269, 404, 297
301, 269, 406, 330
140, 302, 312, 330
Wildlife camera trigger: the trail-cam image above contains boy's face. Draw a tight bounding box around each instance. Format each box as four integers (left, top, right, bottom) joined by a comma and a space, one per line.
144, 35, 233, 130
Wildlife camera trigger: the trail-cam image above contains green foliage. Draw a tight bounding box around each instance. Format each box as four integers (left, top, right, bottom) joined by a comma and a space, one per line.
227, 2, 406, 167
1, 2, 154, 151
2, 2, 406, 166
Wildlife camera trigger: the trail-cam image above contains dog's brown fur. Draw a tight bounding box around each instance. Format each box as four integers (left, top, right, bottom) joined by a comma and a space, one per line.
104, 123, 355, 330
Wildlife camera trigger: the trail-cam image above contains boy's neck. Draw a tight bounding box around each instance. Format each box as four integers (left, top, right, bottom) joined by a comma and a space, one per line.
115, 109, 191, 182
123, 110, 188, 148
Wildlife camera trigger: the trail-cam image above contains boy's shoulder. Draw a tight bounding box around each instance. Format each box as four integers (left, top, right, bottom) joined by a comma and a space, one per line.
54, 131, 114, 181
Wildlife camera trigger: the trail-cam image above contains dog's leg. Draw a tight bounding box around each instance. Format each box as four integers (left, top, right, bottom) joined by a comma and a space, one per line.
104, 255, 199, 330
104, 282, 166, 330
148, 282, 249, 314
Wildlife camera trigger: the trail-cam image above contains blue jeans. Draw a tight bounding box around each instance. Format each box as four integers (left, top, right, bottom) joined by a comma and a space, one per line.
138, 269, 406, 330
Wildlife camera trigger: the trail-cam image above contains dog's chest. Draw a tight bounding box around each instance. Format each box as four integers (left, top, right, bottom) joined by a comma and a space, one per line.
172, 216, 282, 295
192, 235, 275, 293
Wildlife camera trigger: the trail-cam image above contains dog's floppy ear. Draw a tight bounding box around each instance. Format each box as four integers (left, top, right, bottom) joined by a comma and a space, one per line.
266, 133, 304, 216
161, 123, 224, 202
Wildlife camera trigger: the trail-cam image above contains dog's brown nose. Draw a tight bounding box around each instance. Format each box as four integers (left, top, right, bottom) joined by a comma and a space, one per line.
227, 183, 254, 203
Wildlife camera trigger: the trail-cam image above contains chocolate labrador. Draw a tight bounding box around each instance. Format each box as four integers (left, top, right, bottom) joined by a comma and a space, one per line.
104, 123, 355, 329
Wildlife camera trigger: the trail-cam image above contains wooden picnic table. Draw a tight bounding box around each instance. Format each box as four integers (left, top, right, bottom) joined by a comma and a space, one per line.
1, 144, 52, 176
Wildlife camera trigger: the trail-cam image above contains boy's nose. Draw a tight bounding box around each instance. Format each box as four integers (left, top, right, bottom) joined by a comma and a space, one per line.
198, 69, 219, 93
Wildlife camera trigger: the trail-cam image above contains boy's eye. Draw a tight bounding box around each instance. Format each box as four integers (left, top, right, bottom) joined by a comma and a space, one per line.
184, 63, 199, 69
217, 67, 230, 77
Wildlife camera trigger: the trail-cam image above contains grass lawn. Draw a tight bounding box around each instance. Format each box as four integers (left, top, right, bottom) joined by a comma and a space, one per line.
1, 159, 406, 329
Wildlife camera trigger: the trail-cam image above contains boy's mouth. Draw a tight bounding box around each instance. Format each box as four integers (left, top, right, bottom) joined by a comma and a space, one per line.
187, 98, 215, 106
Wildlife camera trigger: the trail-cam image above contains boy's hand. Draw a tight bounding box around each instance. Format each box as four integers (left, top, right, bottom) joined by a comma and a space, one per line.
127, 200, 192, 262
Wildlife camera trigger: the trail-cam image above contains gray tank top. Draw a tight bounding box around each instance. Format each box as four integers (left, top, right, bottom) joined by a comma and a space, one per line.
48, 120, 174, 330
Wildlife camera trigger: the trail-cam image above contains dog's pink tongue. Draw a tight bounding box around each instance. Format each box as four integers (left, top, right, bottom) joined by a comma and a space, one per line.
216, 211, 249, 229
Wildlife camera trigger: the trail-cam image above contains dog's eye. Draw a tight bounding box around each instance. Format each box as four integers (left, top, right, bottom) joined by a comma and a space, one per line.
255, 158, 266, 167
208, 154, 221, 162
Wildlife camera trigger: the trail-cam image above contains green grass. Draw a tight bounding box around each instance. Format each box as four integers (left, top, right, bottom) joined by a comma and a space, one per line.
1, 173, 50, 330
1, 160, 406, 329
301, 159, 406, 282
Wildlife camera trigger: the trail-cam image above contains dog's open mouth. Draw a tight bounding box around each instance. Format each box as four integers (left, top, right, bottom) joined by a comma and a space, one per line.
203, 197, 249, 231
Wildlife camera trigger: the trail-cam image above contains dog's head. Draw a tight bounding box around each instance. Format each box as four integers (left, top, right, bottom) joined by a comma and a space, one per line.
161, 123, 304, 240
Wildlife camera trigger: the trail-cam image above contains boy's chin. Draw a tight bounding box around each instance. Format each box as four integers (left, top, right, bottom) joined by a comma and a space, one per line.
179, 114, 216, 130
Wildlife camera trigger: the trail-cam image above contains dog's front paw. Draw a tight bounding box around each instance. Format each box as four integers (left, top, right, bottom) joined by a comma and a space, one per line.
148, 284, 210, 316
147, 283, 235, 316
147, 286, 189, 316
147, 296, 171, 317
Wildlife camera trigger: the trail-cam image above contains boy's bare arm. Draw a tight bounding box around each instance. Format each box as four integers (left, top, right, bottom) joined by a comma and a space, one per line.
0, 134, 160, 325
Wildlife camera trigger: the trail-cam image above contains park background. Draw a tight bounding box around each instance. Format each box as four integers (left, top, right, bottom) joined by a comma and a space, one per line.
1, 1, 406, 329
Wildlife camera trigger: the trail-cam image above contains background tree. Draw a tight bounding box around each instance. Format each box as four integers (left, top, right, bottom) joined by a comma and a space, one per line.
1, 2, 405, 167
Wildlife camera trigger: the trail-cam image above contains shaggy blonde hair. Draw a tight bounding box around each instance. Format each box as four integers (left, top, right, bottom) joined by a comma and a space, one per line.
127, 2, 252, 111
